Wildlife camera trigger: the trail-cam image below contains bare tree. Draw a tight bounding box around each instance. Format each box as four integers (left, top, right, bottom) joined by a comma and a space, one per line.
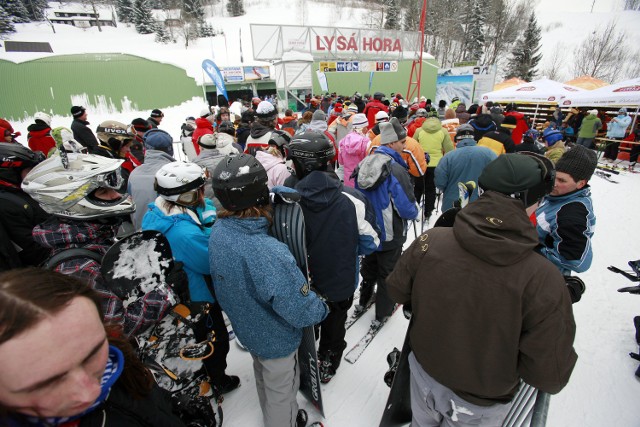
622, 48, 640, 80
572, 20, 629, 82
483, 0, 529, 66
541, 43, 566, 81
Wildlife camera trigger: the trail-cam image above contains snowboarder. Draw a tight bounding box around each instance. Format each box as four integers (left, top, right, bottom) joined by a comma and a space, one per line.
388, 153, 577, 426
286, 131, 380, 383
209, 153, 328, 427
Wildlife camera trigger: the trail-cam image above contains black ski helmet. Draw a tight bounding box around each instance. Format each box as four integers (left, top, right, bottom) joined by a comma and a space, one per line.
0, 143, 45, 189
455, 124, 476, 142
218, 120, 236, 137
373, 92, 385, 101
287, 131, 335, 179
478, 152, 555, 208
211, 154, 269, 211
268, 130, 291, 157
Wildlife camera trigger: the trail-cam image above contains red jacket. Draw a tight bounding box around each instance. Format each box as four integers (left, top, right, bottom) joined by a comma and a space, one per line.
407, 117, 426, 138
504, 111, 528, 145
363, 100, 389, 128
28, 127, 56, 155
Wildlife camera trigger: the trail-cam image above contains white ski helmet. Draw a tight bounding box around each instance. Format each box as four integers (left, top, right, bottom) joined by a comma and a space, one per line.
22, 153, 135, 219
34, 111, 52, 127
154, 161, 207, 206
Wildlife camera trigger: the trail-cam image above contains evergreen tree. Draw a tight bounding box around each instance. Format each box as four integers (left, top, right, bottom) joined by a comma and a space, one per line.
383, 0, 400, 30
0, 0, 30, 23
464, 0, 485, 62
0, 5, 16, 35
154, 21, 171, 43
226, 0, 245, 17
116, 0, 134, 23
182, 0, 203, 21
402, 0, 420, 32
506, 12, 542, 81
198, 21, 217, 38
23, 0, 47, 21
132, 0, 155, 34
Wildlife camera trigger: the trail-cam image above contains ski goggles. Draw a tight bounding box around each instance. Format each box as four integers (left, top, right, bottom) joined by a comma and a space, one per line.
97, 169, 124, 190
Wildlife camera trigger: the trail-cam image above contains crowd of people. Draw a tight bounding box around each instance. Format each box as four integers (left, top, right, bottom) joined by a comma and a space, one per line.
0, 87, 628, 426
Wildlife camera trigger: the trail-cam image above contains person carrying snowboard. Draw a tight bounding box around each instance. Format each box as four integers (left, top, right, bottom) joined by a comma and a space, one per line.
387, 153, 577, 426
209, 153, 329, 427
141, 161, 240, 395
286, 131, 380, 383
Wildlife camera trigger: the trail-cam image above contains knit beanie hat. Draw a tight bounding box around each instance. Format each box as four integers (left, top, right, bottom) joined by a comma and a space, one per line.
347, 104, 358, 113
555, 145, 597, 182
379, 121, 398, 145
200, 107, 212, 118
143, 129, 174, 156
333, 103, 343, 113
150, 109, 164, 118
312, 109, 327, 122
351, 114, 368, 129
479, 153, 554, 207
588, 109, 598, 116
70, 106, 86, 118
389, 117, 406, 141
256, 101, 277, 120
375, 111, 389, 122
131, 118, 151, 133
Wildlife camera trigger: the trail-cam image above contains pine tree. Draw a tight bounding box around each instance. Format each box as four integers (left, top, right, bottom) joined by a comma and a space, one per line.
505, 12, 542, 81
116, 0, 134, 23
383, 0, 400, 30
403, 0, 421, 32
463, 0, 485, 62
226, 0, 245, 17
0, 5, 16, 35
0, 0, 30, 23
23, 0, 47, 21
182, 0, 203, 21
154, 21, 171, 43
132, 0, 155, 34
198, 21, 217, 38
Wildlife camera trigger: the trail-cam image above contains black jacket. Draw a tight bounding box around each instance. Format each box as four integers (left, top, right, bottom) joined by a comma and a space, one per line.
294, 171, 379, 301
0, 189, 51, 270
71, 118, 99, 148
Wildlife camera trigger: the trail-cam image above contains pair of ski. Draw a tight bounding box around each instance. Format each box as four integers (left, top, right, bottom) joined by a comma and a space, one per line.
608, 261, 640, 293
595, 170, 619, 183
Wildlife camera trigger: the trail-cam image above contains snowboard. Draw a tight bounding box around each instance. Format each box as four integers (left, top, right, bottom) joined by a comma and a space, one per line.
270, 189, 325, 417
378, 322, 412, 427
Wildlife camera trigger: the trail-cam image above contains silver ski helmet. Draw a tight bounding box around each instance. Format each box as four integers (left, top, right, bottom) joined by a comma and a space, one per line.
211, 154, 269, 211
154, 161, 207, 207
22, 153, 134, 219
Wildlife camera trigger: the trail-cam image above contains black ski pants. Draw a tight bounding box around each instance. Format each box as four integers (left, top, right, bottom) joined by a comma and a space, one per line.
361, 247, 403, 321
318, 296, 354, 360
422, 167, 437, 218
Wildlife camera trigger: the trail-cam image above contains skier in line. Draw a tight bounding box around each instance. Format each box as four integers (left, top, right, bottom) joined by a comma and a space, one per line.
354, 118, 419, 323
209, 154, 328, 427
0, 143, 50, 271
388, 153, 577, 426
22, 152, 179, 337
0, 268, 186, 427
536, 145, 597, 276
70, 106, 99, 152
286, 131, 380, 383
142, 161, 240, 394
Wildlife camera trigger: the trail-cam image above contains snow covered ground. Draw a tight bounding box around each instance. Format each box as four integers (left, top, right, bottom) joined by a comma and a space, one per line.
3, 1, 640, 425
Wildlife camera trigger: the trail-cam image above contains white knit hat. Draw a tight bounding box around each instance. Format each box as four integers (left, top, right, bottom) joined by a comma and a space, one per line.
351, 114, 368, 129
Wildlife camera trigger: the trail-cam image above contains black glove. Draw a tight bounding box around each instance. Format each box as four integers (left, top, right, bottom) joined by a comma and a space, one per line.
402, 303, 412, 319
167, 261, 190, 304
564, 276, 586, 304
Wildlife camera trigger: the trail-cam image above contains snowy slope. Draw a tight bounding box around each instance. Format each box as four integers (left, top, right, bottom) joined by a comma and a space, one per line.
2, 1, 640, 426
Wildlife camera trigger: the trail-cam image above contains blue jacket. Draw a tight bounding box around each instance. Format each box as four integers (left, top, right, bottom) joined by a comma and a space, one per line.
434, 139, 497, 211
208, 216, 328, 359
141, 198, 217, 303
294, 171, 380, 301
355, 146, 419, 250
606, 114, 632, 138
535, 186, 595, 274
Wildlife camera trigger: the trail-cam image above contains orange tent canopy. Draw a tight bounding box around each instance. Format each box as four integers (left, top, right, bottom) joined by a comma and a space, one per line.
493, 77, 527, 91
564, 75, 609, 90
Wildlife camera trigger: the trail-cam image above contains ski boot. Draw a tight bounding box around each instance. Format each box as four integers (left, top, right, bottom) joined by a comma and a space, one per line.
355, 282, 375, 313
318, 350, 341, 384
296, 409, 308, 427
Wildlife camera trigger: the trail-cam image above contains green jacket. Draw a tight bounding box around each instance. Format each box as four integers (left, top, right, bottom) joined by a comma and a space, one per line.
416, 117, 454, 167
578, 115, 602, 139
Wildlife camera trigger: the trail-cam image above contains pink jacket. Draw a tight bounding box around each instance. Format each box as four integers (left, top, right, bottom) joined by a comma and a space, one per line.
338, 131, 370, 187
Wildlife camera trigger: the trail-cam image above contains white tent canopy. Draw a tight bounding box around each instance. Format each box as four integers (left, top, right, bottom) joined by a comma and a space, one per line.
480, 77, 584, 104
563, 77, 640, 107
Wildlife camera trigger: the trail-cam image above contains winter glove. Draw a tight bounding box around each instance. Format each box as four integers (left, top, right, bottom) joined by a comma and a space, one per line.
167, 261, 190, 304
402, 303, 412, 319
564, 276, 586, 303
424, 153, 430, 164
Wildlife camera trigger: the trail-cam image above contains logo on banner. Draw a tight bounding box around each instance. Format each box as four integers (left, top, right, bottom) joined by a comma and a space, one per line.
202, 59, 228, 101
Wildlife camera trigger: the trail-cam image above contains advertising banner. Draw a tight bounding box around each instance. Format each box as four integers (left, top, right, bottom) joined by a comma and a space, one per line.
202, 59, 228, 101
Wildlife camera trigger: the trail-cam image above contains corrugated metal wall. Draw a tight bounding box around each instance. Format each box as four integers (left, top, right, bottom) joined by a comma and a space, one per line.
0, 53, 200, 121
